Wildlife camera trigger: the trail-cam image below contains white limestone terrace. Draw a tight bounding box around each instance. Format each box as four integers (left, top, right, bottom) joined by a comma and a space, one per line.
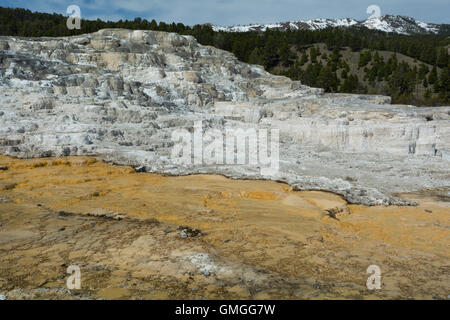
0, 29, 449, 206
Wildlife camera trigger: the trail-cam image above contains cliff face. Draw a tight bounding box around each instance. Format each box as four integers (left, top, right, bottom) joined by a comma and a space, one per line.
0, 29, 449, 205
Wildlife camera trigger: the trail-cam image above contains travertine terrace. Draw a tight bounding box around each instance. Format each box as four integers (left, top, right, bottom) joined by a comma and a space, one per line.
0, 29, 449, 299
0, 29, 449, 205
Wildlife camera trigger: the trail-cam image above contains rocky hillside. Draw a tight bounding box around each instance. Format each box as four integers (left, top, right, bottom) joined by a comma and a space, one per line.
0, 29, 449, 205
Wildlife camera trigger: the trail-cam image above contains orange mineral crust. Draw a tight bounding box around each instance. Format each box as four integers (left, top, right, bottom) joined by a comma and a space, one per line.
0, 156, 448, 299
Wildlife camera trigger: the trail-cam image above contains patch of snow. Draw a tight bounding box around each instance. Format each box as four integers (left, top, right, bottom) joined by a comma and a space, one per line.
289, 22, 299, 30
416, 21, 439, 34
361, 17, 409, 34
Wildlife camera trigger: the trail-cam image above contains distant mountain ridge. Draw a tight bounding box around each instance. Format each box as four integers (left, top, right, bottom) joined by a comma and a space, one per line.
212, 15, 448, 35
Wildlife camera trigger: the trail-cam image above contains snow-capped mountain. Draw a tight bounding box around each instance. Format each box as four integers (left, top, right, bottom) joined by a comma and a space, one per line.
212, 18, 358, 33
212, 15, 444, 35
360, 15, 440, 34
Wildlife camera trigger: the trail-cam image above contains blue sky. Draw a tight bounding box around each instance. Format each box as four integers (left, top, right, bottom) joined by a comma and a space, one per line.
1, 0, 449, 25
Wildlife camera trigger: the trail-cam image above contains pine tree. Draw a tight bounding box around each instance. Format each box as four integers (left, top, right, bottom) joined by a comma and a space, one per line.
299, 52, 308, 66
318, 66, 338, 92
341, 74, 359, 93
418, 64, 429, 80
279, 43, 292, 67
428, 66, 438, 85
263, 37, 280, 70
438, 66, 449, 102
358, 50, 372, 68
436, 48, 449, 68
310, 46, 318, 63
